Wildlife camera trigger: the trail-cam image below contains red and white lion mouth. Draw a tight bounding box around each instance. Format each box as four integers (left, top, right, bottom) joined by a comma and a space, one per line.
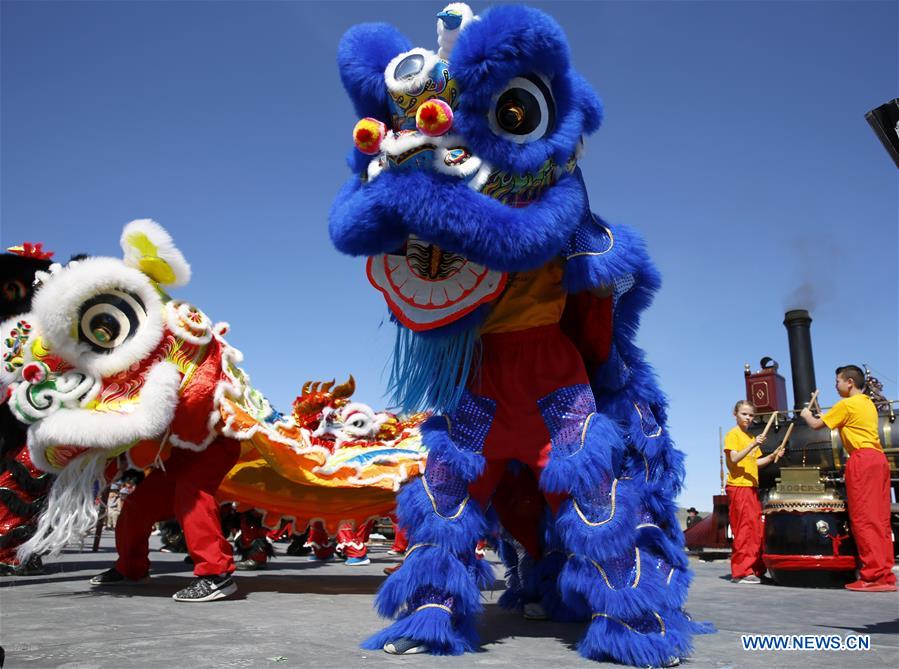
366, 235, 506, 332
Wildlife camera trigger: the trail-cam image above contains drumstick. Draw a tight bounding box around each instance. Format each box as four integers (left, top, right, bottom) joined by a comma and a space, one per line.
778, 423, 795, 450
808, 390, 820, 413
760, 411, 777, 439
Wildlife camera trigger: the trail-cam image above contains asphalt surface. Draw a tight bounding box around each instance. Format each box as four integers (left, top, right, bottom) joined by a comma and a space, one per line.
1, 534, 897, 668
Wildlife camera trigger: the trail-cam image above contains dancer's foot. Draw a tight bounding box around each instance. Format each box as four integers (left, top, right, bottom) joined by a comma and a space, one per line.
523, 602, 548, 620
172, 573, 237, 602
89, 568, 149, 586
384, 638, 429, 655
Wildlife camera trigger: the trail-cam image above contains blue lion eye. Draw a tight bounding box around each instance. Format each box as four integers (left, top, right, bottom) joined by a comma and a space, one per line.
394, 54, 425, 81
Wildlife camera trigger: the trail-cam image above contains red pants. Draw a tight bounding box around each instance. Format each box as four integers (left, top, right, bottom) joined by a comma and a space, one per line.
114, 437, 240, 579
465, 325, 585, 557
846, 449, 896, 585
390, 516, 408, 553
726, 485, 764, 579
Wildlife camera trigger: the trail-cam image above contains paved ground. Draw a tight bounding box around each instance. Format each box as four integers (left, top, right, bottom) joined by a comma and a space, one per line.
1, 535, 897, 668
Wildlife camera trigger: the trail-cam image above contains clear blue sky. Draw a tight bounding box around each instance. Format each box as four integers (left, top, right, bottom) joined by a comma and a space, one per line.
2, 1, 896, 510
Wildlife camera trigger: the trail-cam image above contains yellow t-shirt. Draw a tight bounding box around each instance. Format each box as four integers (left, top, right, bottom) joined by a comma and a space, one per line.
480, 259, 566, 334
724, 426, 760, 487
822, 393, 882, 454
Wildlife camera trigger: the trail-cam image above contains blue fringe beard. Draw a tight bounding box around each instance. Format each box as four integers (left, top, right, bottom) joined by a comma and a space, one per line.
389, 324, 481, 414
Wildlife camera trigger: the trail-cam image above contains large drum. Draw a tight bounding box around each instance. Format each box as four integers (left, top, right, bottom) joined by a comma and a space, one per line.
762, 468, 857, 587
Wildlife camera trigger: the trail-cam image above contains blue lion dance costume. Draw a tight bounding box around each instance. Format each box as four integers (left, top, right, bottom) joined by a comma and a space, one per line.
329, 4, 709, 666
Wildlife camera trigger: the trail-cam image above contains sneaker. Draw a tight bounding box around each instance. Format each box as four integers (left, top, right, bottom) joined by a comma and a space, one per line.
306, 554, 333, 562
732, 575, 761, 584
384, 563, 402, 576
172, 573, 237, 602
383, 637, 429, 655
345, 556, 371, 566
385, 549, 405, 556
523, 602, 548, 620
845, 579, 897, 592
235, 558, 266, 571
90, 568, 149, 586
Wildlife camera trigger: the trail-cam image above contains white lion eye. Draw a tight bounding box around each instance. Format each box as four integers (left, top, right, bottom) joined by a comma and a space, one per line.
78, 290, 147, 353
489, 75, 555, 143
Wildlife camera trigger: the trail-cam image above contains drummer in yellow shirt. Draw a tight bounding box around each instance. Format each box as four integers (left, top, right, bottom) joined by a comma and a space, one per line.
801, 365, 897, 592
724, 400, 785, 583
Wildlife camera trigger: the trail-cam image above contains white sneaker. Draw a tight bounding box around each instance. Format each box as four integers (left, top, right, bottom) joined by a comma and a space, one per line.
384, 638, 429, 655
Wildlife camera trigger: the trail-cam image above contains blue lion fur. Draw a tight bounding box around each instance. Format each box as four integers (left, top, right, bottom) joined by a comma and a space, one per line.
579, 609, 692, 666
635, 524, 689, 571
374, 545, 484, 619
553, 478, 640, 561
395, 478, 487, 555
419, 415, 485, 482
362, 605, 477, 655
540, 409, 622, 497
450, 5, 603, 174
559, 554, 673, 621
330, 169, 587, 272
337, 23, 411, 119
564, 219, 658, 297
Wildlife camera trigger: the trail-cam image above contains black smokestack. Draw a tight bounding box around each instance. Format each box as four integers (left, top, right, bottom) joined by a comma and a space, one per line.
783, 309, 817, 411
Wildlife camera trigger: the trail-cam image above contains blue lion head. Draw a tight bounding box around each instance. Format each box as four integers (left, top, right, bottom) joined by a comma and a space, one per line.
330, 3, 605, 410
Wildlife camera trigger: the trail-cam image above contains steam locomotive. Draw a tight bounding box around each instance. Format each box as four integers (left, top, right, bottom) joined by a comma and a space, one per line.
684, 309, 898, 587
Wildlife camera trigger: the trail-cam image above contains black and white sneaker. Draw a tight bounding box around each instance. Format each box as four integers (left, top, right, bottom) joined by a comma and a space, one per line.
172, 573, 237, 602
383, 637, 429, 655
90, 568, 149, 586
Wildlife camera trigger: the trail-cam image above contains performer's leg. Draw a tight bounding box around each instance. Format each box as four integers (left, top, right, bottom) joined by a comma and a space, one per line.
114, 469, 176, 579
172, 437, 241, 577
307, 520, 335, 559
364, 397, 497, 655
389, 514, 408, 553
846, 450, 896, 585
236, 510, 272, 567
549, 384, 701, 666
338, 520, 370, 560
726, 485, 759, 580
747, 492, 765, 578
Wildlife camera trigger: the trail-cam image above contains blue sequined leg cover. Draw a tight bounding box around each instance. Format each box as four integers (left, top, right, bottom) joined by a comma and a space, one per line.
543, 372, 711, 666
362, 395, 496, 654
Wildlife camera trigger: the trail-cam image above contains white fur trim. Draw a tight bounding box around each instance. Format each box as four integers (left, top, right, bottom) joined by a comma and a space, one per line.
27, 361, 181, 472
17, 449, 109, 559
120, 219, 191, 287
436, 3, 477, 60
30, 257, 165, 378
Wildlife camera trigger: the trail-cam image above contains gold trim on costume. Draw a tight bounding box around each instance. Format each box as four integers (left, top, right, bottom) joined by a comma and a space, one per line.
415, 603, 453, 615
636, 523, 661, 530
563, 412, 595, 458
565, 223, 615, 259
421, 476, 469, 520
666, 568, 675, 585
591, 611, 665, 636
573, 479, 618, 526
443, 414, 453, 436
634, 402, 662, 438
641, 452, 650, 481
404, 543, 437, 559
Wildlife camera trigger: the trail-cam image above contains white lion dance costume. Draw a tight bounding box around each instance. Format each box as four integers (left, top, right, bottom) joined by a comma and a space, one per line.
0, 220, 428, 601
329, 3, 709, 665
